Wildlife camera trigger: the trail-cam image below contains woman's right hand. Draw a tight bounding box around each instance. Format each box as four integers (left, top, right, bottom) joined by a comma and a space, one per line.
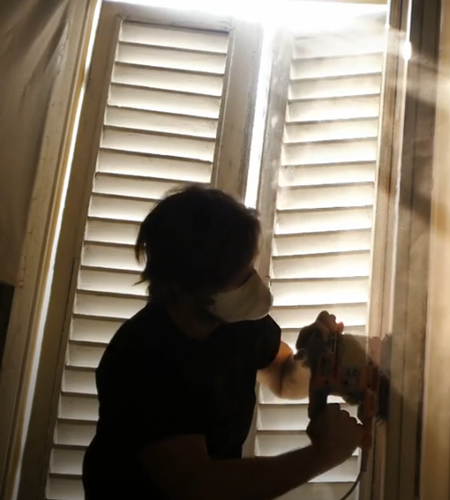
307, 403, 363, 468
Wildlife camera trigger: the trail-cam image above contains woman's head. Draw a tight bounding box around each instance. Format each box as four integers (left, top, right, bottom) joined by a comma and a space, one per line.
135, 185, 261, 305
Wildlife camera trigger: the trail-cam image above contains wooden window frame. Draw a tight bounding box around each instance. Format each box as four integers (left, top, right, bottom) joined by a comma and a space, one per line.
365, 0, 441, 498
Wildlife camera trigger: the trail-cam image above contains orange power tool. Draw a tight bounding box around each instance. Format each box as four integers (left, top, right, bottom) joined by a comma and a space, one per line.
300, 330, 391, 472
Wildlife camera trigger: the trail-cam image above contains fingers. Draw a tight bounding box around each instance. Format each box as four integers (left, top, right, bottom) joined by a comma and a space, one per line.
316, 310, 344, 334
296, 310, 345, 355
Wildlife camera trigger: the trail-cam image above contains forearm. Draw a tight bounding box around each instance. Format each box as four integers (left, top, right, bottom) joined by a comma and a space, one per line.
201, 446, 333, 500
279, 354, 310, 400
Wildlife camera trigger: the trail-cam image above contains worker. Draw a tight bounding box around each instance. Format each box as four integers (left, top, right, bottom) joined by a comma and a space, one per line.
82, 185, 363, 500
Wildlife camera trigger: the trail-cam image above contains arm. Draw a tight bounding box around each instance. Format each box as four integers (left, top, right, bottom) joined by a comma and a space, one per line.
258, 311, 346, 400
257, 341, 310, 400
136, 434, 335, 500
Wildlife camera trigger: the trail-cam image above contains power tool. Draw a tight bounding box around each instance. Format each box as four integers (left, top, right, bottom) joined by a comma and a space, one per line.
296, 326, 391, 499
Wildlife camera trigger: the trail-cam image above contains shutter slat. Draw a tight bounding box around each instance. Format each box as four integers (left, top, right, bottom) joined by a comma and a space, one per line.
287, 96, 379, 123
120, 23, 229, 53
71, 316, 123, 344
93, 172, 191, 199
272, 251, 371, 279
279, 162, 376, 187
277, 183, 374, 210
67, 343, 105, 369
294, 29, 385, 59
285, 118, 378, 143
97, 149, 212, 182
55, 421, 96, 447
276, 206, 373, 234
273, 229, 372, 256
85, 218, 139, 245
47, 475, 84, 500
271, 278, 369, 306
102, 126, 216, 161
63, 367, 96, 395
109, 83, 221, 118
258, 403, 357, 431
59, 394, 99, 421
51, 448, 84, 476
74, 291, 146, 319
117, 42, 227, 73
82, 242, 137, 271
290, 73, 382, 99
281, 326, 367, 349
291, 53, 383, 80
259, 386, 349, 406
271, 303, 368, 329
89, 193, 157, 221
113, 63, 225, 95
78, 267, 144, 296
283, 138, 377, 165
105, 106, 219, 138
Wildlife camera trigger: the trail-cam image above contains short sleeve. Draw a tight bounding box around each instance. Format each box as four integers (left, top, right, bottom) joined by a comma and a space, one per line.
241, 314, 282, 370
96, 346, 206, 452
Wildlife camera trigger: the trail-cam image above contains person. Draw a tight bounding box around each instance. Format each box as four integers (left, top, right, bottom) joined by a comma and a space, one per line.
82, 185, 363, 500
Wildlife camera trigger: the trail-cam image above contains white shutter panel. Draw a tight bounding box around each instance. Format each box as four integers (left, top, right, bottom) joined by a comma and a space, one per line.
255, 10, 386, 500
46, 21, 230, 500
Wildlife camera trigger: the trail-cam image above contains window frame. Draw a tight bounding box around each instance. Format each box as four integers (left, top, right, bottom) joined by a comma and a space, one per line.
368, 0, 441, 498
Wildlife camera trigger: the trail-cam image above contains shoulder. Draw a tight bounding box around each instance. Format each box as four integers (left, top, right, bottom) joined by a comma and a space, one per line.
96, 303, 183, 380
236, 314, 281, 342
110, 302, 177, 352
231, 315, 282, 370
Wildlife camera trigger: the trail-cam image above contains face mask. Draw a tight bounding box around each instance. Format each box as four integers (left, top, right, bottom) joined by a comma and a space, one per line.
208, 271, 273, 323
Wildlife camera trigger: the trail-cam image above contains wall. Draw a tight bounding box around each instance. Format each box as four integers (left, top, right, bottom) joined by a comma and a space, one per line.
0, 0, 95, 497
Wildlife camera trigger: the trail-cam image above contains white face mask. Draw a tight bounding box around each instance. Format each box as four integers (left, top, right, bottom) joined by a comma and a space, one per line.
208, 271, 273, 323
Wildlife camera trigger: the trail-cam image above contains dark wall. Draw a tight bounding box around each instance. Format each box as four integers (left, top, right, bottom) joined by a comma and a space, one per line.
0, 283, 14, 370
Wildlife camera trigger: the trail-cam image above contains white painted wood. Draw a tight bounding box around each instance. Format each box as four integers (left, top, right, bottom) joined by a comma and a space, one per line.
15, 3, 259, 499
254, 9, 386, 500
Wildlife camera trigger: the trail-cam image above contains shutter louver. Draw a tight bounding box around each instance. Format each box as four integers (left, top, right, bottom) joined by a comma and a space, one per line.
255, 11, 385, 500
46, 22, 229, 500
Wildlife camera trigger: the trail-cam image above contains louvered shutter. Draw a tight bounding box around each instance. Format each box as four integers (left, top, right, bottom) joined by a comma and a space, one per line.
46, 15, 233, 500
254, 9, 386, 500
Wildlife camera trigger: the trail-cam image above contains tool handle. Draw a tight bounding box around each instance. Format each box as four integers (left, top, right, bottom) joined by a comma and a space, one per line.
308, 385, 330, 419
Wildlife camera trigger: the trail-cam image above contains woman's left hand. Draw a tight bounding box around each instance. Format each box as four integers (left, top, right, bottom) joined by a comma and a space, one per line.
294, 310, 344, 363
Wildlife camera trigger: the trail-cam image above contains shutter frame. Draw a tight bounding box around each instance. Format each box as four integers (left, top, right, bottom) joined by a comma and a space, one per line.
253, 8, 387, 499
211, 19, 263, 200
16, 3, 260, 500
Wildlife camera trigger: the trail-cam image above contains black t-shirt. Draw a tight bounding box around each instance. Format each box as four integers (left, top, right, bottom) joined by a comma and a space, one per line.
82, 302, 281, 500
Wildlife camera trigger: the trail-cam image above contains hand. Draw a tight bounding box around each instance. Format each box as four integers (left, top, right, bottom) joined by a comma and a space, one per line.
307, 403, 363, 468
294, 311, 344, 361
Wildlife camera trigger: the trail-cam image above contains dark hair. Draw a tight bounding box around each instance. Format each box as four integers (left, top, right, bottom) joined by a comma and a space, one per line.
135, 185, 261, 303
